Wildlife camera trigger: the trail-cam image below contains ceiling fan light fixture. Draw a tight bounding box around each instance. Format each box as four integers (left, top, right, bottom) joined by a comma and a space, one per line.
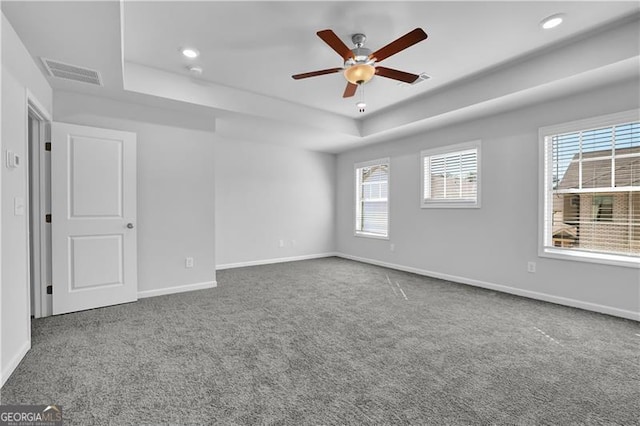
540, 14, 564, 29
344, 64, 375, 85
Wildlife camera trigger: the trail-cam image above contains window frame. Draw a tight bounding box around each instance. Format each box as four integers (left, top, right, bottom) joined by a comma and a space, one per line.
538, 109, 640, 268
420, 140, 482, 209
354, 157, 390, 240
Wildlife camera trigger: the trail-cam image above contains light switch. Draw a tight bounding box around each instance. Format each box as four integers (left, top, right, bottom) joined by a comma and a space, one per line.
14, 197, 25, 216
6, 151, 20, 168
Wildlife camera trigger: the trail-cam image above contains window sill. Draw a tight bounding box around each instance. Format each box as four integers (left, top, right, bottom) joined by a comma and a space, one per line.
540, 247, 640, 268
421, 201, 480, 209
354, 231, 389, 240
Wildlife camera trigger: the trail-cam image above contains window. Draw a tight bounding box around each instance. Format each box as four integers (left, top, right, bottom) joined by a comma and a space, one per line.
540, 110, 640, 266
355, 158, 389, 238
421, 141, 481, 208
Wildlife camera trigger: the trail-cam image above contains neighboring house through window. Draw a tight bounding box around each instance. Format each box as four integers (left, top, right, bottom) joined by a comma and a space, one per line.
421, 140, 481, 208
355, 158, 389, 238
540, 110, 640, 266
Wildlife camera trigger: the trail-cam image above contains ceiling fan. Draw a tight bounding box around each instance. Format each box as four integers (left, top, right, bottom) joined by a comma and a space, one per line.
292, 28, 428, 103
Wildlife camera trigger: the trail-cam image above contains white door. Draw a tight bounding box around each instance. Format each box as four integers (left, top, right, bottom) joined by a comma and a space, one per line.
51, 123, 137, 315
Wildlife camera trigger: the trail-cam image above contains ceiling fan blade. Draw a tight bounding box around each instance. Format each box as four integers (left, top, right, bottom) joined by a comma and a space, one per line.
369, 28, 428, 62
317, 29, 354, 60
292, 68, 342, 80
375, 66, 420, 84
343, 82, 358, 98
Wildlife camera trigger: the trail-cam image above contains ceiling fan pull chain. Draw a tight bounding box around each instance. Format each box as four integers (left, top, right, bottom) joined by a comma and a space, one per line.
357, 84, 366, 113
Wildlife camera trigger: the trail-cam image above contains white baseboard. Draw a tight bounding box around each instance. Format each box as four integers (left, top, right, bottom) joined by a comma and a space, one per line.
336, 253, 640, 322
1, 340, 31, 389
216, 252, 337, 270
137, 281, 217, 299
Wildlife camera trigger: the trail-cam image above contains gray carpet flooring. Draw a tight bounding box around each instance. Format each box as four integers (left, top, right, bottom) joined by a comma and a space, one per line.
1, 257, 639, 425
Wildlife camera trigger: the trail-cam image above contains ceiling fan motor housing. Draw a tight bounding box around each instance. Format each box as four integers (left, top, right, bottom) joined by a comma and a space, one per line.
344, 34, 375, 85
347, 47, 373, 64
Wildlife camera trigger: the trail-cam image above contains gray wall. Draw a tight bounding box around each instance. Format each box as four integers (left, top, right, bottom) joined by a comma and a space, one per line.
215, 136, 335, 267
54, 91, 216, 295
336, 78, 640, 318
1, 12, 53, 386
54, 92, 338, 280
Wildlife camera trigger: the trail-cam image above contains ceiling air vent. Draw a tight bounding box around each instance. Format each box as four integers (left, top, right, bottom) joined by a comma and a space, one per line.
41, 58, 103, 86
397, 72, 431, 88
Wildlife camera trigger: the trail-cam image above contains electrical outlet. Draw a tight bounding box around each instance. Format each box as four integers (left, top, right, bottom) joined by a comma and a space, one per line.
390, 243, 395, 252
278, 239, 284, 248
527, 261, 536, 273
291, 239, 297, 246
185, 257, 194, 268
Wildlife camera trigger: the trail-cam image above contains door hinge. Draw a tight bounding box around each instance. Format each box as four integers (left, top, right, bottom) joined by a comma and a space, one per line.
45, 214, 51, 223
47, 285, 53, 295
45, 142, 51, 151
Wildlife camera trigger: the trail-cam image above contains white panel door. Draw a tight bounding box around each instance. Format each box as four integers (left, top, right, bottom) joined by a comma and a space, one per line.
51, 123, 137, 315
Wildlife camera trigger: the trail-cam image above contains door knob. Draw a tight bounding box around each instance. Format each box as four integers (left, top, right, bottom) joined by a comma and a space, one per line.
127, 223, 134, 229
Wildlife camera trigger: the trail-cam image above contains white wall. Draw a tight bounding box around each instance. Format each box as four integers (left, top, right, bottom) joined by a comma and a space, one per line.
54, 91, 216, 297
1, 12, 52, 387
215, 136, 335, 267
336, 78, 640, 320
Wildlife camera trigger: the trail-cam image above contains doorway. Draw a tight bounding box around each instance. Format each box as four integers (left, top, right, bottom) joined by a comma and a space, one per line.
27, 97, 52, 318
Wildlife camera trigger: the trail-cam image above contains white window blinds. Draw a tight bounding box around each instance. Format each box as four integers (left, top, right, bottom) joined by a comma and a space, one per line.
545, 119, 640, 258
421, 141, 480, 208
355, 159, 389, 238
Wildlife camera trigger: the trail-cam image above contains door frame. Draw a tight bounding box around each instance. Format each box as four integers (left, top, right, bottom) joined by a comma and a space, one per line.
26, 89, 52, 318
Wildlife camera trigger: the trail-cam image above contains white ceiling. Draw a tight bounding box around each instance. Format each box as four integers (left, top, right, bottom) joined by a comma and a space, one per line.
122, 1, 638, 118
2, 1, 639, 153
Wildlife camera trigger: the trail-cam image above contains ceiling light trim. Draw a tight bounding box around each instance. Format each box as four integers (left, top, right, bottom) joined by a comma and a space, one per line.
181, 47, 200, 58
541, 13, 565, 29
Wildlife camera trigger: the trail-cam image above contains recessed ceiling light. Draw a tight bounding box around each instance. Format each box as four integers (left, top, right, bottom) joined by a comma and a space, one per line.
540, 14, 565, 30
181, 47, 199, 58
